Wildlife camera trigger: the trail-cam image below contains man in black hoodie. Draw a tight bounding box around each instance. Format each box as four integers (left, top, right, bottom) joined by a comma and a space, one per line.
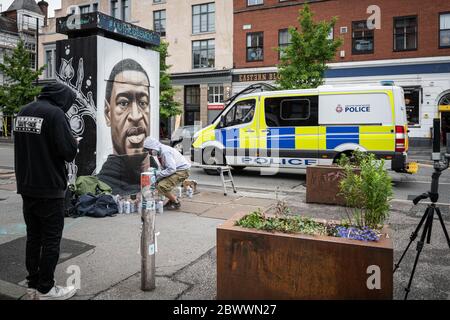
14, 83, 79, 300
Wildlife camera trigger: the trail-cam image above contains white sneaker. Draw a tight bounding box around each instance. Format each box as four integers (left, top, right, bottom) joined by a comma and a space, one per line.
35, 285, 77, 300
25, 288, 37, 300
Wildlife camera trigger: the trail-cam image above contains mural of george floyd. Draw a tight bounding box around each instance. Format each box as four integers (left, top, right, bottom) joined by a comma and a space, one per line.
55, 14, 160, 195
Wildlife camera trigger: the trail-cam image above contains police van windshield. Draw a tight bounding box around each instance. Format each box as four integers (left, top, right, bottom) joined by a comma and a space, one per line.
220, 100, 256, 128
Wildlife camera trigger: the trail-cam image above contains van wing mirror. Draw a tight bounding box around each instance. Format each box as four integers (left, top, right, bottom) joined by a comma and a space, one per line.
219, 115, 226, 128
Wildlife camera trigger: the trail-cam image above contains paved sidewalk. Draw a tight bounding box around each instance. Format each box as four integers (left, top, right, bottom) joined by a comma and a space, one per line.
0, 173, 449, 300
0, 185, 278, 300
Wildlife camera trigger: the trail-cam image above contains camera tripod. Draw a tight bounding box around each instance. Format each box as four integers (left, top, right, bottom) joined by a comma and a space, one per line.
393, 160, 450, 300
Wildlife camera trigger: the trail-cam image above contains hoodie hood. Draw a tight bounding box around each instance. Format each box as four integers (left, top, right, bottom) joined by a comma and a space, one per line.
38, 83, 76, 113
143, 137, 162, 151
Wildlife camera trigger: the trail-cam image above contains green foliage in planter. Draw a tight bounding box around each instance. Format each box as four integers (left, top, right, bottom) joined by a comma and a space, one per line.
338, 151, 393, 229
236, 209, 328, 236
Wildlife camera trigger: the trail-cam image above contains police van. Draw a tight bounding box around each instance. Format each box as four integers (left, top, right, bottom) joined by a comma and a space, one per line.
191, 84, 415, 174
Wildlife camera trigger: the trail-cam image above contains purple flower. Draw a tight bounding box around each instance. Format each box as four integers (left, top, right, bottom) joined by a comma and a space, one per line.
335, 226, 380, 242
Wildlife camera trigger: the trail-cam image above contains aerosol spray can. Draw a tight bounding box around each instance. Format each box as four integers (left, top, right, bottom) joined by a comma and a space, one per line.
118, 197, 124, 214
156, 199, 164, 214
124, 198, 131, 214
186, 186, 193, 199
130, 195, 137, 213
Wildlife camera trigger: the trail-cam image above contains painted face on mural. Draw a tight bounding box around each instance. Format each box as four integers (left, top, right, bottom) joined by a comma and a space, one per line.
105, 68, 150, 156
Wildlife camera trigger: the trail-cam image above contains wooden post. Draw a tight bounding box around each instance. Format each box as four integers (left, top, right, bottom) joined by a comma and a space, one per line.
141, 204, 156, 291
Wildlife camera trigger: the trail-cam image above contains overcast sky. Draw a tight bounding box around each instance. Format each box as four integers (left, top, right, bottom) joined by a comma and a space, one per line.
1, 0, 61, 17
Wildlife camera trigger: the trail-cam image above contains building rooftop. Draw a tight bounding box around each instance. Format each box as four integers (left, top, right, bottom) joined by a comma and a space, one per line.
6, 0, 43, 15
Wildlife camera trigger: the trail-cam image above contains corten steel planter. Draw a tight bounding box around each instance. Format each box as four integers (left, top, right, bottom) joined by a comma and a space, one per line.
217, 213, 393, 300
306, 165, 359, 206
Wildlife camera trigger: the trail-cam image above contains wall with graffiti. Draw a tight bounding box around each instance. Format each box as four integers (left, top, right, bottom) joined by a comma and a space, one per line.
56, 36, 98, 178
56, 35, 160, 194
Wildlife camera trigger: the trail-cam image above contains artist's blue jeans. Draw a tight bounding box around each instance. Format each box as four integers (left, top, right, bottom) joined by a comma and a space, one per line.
22, 196, 65, 294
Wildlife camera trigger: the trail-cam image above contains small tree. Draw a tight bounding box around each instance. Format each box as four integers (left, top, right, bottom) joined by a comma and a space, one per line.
276, 4, 343, 90
156, 41, 182, 120
0, 40, 44, 136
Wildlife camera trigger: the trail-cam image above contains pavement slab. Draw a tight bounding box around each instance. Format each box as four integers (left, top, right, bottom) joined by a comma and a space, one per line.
232, 197, 277, 207
174, 247, 217, 300
92, 274, 189, 300
178, 201, 215, 216
183, 191, 238, 205
200, 203, 260, 220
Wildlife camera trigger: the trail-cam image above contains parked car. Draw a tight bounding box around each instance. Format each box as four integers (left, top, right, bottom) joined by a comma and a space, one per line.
171, 125, 202, 155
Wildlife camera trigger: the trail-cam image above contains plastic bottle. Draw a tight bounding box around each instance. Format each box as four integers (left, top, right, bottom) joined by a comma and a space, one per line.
177, 186, 183, 198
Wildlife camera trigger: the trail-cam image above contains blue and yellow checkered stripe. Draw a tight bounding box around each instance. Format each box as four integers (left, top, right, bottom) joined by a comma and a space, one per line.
326, 127, 359, 149
214, 126, 395, 152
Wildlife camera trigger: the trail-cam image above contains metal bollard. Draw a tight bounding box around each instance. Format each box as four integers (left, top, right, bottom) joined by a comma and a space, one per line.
141, 203, 156, 291
140, 171, 157, 291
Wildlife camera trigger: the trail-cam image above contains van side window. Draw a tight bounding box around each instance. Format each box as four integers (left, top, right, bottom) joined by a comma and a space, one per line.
222, 99, 256, 128
265, 96, 318, 127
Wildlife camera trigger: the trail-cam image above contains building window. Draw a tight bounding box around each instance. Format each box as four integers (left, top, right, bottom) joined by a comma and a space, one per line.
110, 0, 129, 21
278, 29, 292, 59
192, 39, 215, 69
440, 13, 450, 48
404, 88, 421, 126
352, 20, 374, 54
122, 0, 130, 21
79, 5, 90, 14
192, 3, 215, 34
153, 0, 164, 3
153, 10, 166, 37
247, 32, 264, 61
248, 0, 263, 6
93, 3, 98, 12
185, 85, 201, 126
111, 0, 119, 18
44, 46, 56, 79
394, 16, 417, 51
24, 43, 36, 69
208, 85, 224, 104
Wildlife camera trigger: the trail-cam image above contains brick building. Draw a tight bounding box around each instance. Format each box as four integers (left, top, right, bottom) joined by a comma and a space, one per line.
233, 0, 450, 145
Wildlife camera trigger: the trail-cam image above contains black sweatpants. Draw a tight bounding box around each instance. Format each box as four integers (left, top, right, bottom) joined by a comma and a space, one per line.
22, 196, 65, 294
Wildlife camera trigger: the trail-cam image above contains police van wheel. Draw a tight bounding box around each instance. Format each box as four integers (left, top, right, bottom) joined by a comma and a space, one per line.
204, 169, 219, 175
231, 166, 246, 172
203, 147, 225, 175
333, 151, 357, 164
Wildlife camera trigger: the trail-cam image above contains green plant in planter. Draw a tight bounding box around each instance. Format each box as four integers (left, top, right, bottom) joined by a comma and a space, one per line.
338, 151, 393, 229
236, 208, 328, 236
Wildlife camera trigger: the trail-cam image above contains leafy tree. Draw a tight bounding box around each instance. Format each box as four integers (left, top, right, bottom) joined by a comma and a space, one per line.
0, 40, 44, 136
156, 41, 182, 119
276, 4, 343, 89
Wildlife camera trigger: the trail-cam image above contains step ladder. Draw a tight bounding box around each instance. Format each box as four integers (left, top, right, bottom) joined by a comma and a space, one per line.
218, 166, 237, 196
195, 164, 237, 196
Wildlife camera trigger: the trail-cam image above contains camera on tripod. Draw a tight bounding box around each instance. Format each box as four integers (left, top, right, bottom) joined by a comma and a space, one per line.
413, 118, 450, 205
395, 118, 450, 300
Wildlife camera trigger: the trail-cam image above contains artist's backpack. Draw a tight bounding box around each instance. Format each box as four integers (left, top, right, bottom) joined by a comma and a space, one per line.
73, 193, 118, 218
